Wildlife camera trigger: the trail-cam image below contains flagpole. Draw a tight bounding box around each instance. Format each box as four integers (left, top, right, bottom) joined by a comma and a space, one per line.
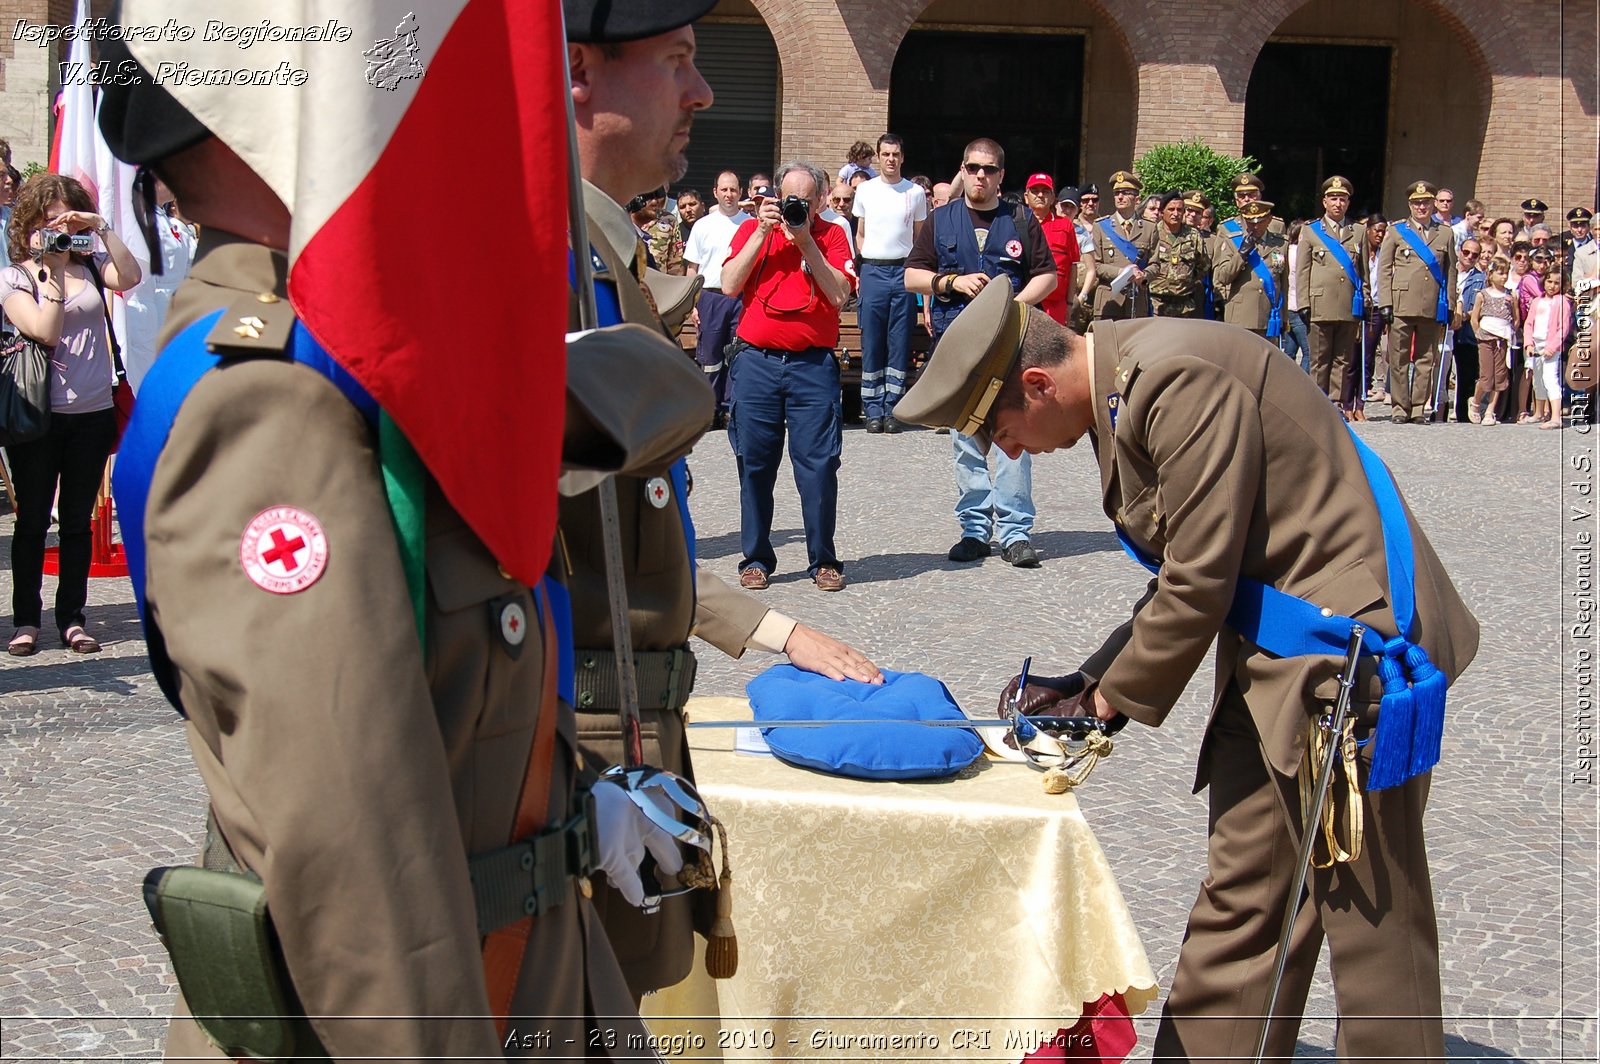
560, 23, 643, 769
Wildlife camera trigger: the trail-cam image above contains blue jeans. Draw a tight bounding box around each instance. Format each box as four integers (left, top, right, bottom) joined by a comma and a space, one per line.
727, 342, 842, 577
1282, 311, 1312, 372
953, 430, 1034, 546
857, 261, 915, 420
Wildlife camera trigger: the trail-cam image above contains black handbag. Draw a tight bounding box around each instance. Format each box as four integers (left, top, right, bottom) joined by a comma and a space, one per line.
0, 270, 52, 447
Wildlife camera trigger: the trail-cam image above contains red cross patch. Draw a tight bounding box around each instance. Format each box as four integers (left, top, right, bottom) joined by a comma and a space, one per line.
1004, 239, 1023, 258
645, 476, 671, 509
240, 506, 329, 595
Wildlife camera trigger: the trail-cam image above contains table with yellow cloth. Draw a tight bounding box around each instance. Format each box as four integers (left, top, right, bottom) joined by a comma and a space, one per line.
640, 696, 1159, 1062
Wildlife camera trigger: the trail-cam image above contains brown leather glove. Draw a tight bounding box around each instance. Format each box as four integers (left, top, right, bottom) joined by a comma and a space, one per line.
996, 671, 1128, 734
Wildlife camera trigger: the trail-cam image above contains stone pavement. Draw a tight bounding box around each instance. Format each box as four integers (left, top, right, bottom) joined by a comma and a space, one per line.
1, 410, 1595, 1062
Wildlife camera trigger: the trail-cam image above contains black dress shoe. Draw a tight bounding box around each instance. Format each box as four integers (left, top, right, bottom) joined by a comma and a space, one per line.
947, 536, 991, 563
883, 416, 904, 434
1001, 540, 1042, 568
866, 417, 885, 434
1392, 412, 1409, 425
1410, 414, 1429, 425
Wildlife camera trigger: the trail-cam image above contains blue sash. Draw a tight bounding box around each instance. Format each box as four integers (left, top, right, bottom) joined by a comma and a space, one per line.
1307, 220, 1365, 318
1113, 425, 1446, 791
1220, 218, 1243, 239
1230, 232, 1282, 337
1393, 221, 1449, 323
1098, 217, 1147, 268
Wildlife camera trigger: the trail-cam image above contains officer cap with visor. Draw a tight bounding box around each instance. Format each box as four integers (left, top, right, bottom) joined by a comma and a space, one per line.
895, 281, 1033, 450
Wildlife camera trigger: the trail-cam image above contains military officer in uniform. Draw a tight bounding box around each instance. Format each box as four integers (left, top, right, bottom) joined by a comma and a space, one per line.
895, 280, 1478, 1063
1146, 190, 1211, 318
1517, 197, 1549, 242
1090, 170, 1158, 320
1212, 199, 1289, 338
566, 0, 883, 1001
1295, 175, 1367, 402
96, 24, 704, 1061
646, 189, 687, 275
1222, 172, 1287, 238
1381, 181, 1458, 424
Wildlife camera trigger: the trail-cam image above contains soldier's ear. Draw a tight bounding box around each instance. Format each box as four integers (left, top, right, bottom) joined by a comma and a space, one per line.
568, 44, 595, 104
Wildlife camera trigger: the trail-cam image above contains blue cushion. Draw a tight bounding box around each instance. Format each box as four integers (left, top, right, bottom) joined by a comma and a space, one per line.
746, 665, 984, 780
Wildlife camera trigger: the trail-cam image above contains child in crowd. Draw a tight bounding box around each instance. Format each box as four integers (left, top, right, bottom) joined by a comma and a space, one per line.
1523, 268, 1574, 429
1469, 256, 1516, 425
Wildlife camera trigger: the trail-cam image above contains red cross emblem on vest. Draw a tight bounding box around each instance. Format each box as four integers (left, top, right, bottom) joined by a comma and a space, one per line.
240, 506, 330, 595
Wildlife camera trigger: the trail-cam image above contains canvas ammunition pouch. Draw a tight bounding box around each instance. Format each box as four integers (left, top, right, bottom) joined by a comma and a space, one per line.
572, 645, 697, 711
143, 805, 596, 1062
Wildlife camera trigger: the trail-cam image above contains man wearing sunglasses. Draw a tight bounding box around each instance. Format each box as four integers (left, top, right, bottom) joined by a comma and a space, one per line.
906, 137, 1056, 569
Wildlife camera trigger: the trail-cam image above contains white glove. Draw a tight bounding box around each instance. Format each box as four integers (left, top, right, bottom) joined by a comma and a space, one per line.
591, 780, 686, 908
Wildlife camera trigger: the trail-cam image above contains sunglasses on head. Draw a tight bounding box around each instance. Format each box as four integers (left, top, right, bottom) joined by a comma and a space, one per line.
962, 162, 1001, 175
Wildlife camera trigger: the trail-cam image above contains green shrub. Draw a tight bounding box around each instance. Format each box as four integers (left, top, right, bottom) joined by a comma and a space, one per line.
1134, 140, 1259, 221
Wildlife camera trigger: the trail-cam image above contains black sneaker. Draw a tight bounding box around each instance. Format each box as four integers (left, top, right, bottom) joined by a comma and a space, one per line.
947, 536, 991, 563
866, 418, 885, 434
1001, 540, 1042, 568
883, 416, 904, 434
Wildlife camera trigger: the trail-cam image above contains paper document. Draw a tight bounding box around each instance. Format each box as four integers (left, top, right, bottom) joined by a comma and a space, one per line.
1110, 265, 1136, 296
734, 727, 775, 757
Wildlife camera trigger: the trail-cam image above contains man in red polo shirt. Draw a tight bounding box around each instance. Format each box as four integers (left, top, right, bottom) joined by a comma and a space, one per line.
721, 161, 857, 592
1024, 172, 1080, 327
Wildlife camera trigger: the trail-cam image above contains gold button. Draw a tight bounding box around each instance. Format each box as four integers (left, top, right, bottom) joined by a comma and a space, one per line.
1320, 607, 1334, 618
256, 292, 280, 304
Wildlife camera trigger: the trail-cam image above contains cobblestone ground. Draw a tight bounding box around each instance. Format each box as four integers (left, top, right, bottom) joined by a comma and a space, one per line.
1, 407, 1596, 1062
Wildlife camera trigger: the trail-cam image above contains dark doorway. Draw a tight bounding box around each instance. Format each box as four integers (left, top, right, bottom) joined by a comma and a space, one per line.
1244, 42, 1390, 221
889, 29, 1085, 190
681, 22, 779, 196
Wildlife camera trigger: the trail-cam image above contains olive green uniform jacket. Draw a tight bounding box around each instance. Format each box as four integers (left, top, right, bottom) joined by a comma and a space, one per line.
148, 232, 710, 1059
1212, 229, 1290, 334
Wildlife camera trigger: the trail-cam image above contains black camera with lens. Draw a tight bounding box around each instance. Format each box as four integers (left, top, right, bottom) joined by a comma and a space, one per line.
780, 195, 810, 228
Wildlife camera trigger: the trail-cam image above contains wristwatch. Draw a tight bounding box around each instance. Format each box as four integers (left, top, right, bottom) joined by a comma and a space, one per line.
94, 221, 111, 235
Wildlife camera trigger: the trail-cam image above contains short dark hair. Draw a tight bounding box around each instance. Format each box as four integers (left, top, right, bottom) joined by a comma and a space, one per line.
675, 188, 701, 202
962, 137, 1005, 169
993, 309, 1076, 414
877, 133, 903, 154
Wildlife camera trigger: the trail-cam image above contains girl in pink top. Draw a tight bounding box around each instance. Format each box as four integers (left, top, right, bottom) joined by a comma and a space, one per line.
1523, 269, 1574, 429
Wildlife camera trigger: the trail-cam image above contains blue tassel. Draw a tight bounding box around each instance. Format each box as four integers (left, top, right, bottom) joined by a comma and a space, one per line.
1404, 643, 1447, 779
1367, 638, 1415, 791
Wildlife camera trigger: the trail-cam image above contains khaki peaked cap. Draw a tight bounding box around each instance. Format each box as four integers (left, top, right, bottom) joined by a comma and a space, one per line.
896, 281, 1031, 448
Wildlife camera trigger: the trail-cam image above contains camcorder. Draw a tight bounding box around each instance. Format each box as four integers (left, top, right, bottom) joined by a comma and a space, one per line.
780, 195, 810, 228
38, 228, 95, 254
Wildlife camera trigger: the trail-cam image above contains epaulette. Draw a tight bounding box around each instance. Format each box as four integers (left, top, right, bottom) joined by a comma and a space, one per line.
204, 292, 296, 359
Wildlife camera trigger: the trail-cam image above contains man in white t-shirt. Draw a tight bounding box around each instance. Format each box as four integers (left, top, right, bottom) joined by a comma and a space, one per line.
851, 133, 928, 432
684, 169, 753, 424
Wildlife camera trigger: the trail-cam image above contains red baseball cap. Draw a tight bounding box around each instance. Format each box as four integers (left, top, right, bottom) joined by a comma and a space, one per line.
1025, 173, 1055, 191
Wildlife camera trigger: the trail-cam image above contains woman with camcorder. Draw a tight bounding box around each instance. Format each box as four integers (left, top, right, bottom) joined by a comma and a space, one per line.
3, 173, 140, 656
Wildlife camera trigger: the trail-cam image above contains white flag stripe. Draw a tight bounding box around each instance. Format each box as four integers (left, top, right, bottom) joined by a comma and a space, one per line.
56, 0, 151, 378
123, 0, 468, 260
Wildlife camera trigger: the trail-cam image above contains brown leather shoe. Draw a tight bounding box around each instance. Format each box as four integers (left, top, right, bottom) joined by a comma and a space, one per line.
739, 567, 769, 590
813, 566, 845, 592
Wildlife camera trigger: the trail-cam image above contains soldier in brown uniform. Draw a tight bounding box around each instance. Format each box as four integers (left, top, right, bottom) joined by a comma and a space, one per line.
1146, 190, 1211, 318
1222, 172, 1287, 239
1090, 170, 1158, 320
97, 29, 706, 1062
566, 0, 883, 999
1381, 181, 1458, 424
896, 281, 1478, 1064
1295, 176, 1367, 403
1212, 199, 1290, 337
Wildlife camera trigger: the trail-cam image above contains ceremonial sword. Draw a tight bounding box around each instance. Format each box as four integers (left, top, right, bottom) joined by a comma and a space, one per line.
686, 715, 1111, 733
1252, 624, 1367, 1064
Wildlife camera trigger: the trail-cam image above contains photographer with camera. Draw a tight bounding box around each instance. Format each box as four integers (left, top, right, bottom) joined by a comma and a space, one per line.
4, 173, 141, 657
720, 161, 856, 592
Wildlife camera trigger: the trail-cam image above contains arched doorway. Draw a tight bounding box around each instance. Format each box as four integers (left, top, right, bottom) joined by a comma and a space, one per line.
1242, 0, 1490, 220
682, 12, 779, 195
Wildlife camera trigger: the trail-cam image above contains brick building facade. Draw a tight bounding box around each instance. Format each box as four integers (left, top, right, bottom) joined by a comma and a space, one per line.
709, 0, 1595, 220
0, 1, 1591, 219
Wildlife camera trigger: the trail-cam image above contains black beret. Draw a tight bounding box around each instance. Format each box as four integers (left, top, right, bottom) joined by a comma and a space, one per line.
564, 0, 719, 43
96, 33, 212, 166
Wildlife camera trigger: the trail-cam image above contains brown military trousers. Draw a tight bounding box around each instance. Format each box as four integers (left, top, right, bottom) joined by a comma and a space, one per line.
1387, 317, 1445, 420
1152, 691, 1445, 1064
1308, 320, 1358, 400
